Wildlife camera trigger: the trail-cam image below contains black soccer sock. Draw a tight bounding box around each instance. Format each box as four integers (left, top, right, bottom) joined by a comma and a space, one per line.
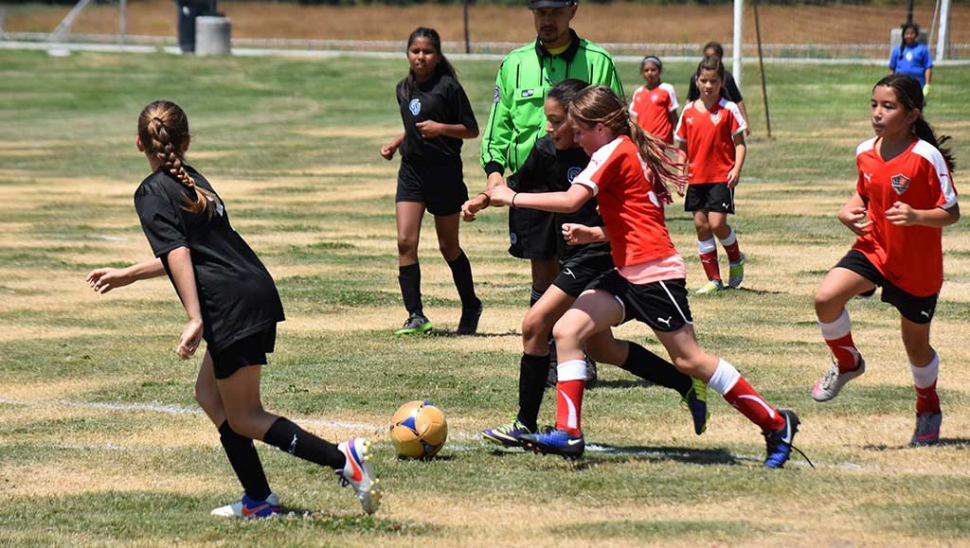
218, 421, 272, 501
399, 263, 423, 316
518, 353, 550, 431
263, 417, 346, 470
620, 342, 693, 396
446, 250, 479, 309
530, 286, 545, 307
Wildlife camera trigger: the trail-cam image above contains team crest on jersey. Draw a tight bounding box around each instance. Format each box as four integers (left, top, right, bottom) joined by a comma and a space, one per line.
709, 111, 721, 124
409, 98, 421, 116
493, 86, 501, 103
891, 173, 911, 195
567, 166, 582, 183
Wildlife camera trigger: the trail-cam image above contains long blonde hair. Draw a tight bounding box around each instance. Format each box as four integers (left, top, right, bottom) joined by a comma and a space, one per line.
137, 100, 216, 216
568, 85, 686, 202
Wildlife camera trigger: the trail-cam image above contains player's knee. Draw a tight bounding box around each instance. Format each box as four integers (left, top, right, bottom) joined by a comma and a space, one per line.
397, 237, 418, 257
521, 313, 552, 346
551, 317, 584, 347
672, 356, 703, 377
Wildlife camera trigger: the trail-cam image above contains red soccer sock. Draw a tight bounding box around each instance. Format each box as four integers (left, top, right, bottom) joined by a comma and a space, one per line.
915, 381, 941, 415
555, 379, 585, 436
722, 237, 742, 263
723, 376, 785, 433
824, 333, 861, 373
699, 251, 721, 281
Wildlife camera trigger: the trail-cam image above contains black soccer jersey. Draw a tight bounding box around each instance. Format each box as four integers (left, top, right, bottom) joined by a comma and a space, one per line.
134, 166, 285, 352
508, 136, 611, 260
396, 73, 478, 160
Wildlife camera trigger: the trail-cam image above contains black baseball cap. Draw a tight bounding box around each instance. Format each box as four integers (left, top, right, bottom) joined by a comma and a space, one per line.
529, 0, 577, 9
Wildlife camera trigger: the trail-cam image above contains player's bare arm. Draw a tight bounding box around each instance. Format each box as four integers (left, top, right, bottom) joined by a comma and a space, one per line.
489, 183, 591, 214
86, 257, 165, 294
380, 133, 405, 160
415, 120, 478, 140
561, 222, 607, 245
462, 172, 507, 221
727, 135, 746, 188
886, 201, 960, 227
166, 246, 204, 360
838, 192, 872, 236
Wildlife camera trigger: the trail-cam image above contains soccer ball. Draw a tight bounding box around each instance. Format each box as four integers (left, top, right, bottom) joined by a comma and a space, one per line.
389, 400, 448, 459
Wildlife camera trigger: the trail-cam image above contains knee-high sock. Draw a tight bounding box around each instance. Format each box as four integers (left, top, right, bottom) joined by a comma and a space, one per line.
263, 417, 346, 470
447, 251, 479, 309
517, 353, 550, 431
819, 309, 862, 373
555, 359, 587, 436
719, 229, 742, 263
219, 421, 272, 501
399, 263, 423, 316
698, 238, 721, 282
911, 351, 941, 415
619, 342, 692, 396
708, 359, 785, 433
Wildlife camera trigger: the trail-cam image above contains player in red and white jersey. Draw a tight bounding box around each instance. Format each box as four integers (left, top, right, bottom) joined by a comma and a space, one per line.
812, 74, 960, 447
488, 85, 804, 468
675, 56, 748, 295
629, 55, 679, 145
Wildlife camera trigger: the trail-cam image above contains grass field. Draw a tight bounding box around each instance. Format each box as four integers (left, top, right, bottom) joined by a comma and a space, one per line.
2, 50, 970, 547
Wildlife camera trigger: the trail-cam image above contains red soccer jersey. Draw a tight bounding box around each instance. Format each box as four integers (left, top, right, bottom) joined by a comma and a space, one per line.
630, 83, 679, 145
853, 137, 958, 296
572, 136, 678, 268
675, 98, 746, 185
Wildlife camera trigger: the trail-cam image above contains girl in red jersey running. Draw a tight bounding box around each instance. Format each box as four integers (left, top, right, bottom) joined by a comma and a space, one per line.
675, 56, 748, 294
488, 85, 802, 468
629, 55, 679, 146
86, 101, 380, 517
811, 74, 959, 446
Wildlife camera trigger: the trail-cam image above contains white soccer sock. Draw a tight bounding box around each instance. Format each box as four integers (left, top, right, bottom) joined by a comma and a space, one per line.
697, 238, 717, 254
910, 350, 939, 389
706, 358, 741, 395
818, 308, 852, 340
718, 229, 737, 247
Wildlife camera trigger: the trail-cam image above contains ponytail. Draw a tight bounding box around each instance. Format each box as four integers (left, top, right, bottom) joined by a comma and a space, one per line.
138, 100, 216, 217
569, 85, 686, 204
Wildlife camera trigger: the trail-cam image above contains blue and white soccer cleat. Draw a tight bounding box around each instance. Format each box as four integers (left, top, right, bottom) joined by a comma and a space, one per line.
520, 428, 585, 460
210, 493, 281, 518
337, 437, 381, 514
764, 409, 801, 469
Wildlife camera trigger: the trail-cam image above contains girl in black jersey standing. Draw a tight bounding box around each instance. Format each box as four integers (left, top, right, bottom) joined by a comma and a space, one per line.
381, 27, 482, 336
86, 100, 380, 518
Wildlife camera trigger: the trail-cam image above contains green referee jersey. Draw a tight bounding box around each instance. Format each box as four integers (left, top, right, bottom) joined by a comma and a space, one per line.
480, 29, 623, 176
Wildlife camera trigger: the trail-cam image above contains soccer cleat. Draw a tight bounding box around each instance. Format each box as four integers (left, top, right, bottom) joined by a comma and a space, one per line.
520, 428, 585, 460
682, 378, 710, 435
337, 438, 381, 514
482, 418, 535, 448
211, 493, 281, 518
456, 301, 483, 335
395, 313, 432, 336
811, 356, 866, 402
764, 409, 801, 469
695, 279, 724, 295
911, 411, 942, 446
728, 252, 746, 289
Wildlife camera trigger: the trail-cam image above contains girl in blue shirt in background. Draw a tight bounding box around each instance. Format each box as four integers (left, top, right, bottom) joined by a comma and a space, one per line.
890, 23, 933, 94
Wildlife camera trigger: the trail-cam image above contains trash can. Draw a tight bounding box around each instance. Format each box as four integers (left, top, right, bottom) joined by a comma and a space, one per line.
196, 16, 231, 56
177, 0, 218, 53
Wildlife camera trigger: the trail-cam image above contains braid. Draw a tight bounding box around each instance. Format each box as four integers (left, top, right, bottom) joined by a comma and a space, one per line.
138, 101, 216, 216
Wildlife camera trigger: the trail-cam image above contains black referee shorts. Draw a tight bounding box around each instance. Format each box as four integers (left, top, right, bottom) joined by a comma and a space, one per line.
508, 206, 558, 260
396, 157, 469, 216
685, 182, 735, 214
836, 250, 938, 324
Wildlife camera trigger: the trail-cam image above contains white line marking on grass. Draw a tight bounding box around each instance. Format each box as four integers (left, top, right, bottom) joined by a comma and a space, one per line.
0, 398, 871, 469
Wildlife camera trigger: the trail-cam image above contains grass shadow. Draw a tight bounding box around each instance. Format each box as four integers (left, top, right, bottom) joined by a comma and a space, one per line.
863, 437, 970, 452
587, 443, 741, 466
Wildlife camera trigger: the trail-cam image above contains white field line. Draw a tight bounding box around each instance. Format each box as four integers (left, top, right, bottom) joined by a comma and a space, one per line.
0, 396, 871, 470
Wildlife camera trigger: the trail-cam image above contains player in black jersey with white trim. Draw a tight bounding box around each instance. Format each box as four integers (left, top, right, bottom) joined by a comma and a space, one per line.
480, 80, 709, 448
86, 100, 380, 517
381, 27, 482, 336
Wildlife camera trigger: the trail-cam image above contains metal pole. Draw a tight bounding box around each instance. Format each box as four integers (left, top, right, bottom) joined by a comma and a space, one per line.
935, 0, 951, 61
732, 0, 743, 87
463, 0, 470, 54
906, 0, 914, 25
753, 0, 771, 138
120, 0, 127, 46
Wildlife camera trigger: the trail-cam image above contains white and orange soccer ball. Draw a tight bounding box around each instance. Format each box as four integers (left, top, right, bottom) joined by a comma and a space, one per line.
388, 400, 448, 459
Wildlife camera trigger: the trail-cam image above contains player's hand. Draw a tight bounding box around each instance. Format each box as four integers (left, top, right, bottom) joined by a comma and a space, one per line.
726, 168, 741, 189
838, 205, 871, 236
487, 185, 515, 207
176, 318, 203, 360
462, 194, 488, 222
415, 120, 443, 139
380, 143, 397, 160
886, 201, 917, 226
562, 223, 594, 245
86, 267, 134, 294
923, 84, 931, 98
